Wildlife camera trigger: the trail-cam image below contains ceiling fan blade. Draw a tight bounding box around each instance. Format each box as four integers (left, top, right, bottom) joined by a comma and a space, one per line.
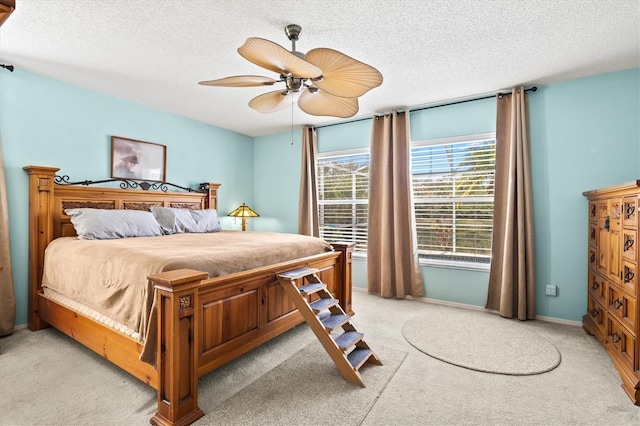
248, 90, 295, 114
198, 75, 277, 87
305, 48, 383, 98
238, 37, 322, 79
298, 89, 359, 118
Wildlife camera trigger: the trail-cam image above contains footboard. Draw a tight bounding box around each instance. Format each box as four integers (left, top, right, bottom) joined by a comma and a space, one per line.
148, 243, 353, 426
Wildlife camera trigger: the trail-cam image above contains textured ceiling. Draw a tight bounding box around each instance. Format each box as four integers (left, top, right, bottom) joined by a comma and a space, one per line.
0, 0, 638, 137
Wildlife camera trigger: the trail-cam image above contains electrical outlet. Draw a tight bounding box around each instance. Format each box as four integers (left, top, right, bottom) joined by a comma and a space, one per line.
545, 284, 557, 297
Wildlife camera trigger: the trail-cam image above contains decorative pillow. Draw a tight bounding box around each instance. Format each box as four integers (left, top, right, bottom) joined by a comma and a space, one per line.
150, 207, 221, 234
188, 209, 222, 233
150, 206, 197, 234
65, 208, 164, 240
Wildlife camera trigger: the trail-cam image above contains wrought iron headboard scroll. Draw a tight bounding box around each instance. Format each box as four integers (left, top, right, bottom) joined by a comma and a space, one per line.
54, 174, 207, 193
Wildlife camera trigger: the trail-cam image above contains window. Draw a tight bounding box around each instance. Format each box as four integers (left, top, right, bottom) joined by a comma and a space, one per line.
316, 133, 495, 269
411, 133, 496, 268
317, 149, 370, 253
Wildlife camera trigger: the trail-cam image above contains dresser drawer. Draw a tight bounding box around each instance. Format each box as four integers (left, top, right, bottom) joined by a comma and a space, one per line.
623, 196, 638, 229
589, 201, 597, 223
589, 223, 597, 248
587, 297, 606, 338
588, 271, 607, 306
622, 229, 636, 261
588, 247, 597, 271
621, 260, 637, 296
607, 284, 636, 332
606, 316, 636, 372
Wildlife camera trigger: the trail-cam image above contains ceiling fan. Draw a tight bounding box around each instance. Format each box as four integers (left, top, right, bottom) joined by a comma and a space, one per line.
198, 24, 383, 118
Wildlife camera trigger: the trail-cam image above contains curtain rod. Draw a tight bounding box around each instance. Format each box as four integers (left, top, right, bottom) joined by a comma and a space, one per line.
316, 86, 537, 129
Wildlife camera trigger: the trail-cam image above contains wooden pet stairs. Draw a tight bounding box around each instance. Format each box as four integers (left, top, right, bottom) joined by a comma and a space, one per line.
277, 267, 381, 387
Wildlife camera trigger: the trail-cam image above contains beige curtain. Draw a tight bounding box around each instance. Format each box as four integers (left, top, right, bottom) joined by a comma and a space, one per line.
485, 88, 535, 320
367, 111, 424, 298
0, 140, 16, 335
298, 127, 319, 236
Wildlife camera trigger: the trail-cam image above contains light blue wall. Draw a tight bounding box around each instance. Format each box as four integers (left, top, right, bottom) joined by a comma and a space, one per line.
255, 68, 640, 322
0, 68, 255, 326
529, 68, 640, 321
252, 129, 303, 233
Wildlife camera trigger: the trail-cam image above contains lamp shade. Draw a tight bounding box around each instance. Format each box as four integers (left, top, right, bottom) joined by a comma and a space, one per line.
228, 203, 259, 231
228, 203, 259, 218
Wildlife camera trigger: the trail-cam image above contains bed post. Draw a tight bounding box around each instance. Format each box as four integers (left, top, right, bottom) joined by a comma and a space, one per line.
331, 242, 355, 315
148, 269, 207, 426
23, 165, 59, 331
202, 182, 220, 210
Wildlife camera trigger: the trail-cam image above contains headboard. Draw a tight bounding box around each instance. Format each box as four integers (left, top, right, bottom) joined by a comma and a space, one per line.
22, 165, 220, 329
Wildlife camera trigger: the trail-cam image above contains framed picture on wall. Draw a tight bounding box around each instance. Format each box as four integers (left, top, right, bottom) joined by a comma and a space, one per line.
111, 136, 166, 181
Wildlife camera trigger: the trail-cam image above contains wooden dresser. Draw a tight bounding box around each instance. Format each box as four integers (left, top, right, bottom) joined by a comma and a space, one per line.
583, 181, 639, 404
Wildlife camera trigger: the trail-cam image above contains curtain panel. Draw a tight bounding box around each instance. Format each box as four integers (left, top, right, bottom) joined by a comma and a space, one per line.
0, 140, 16, 335
486, 88, 536, 320
367, 111, 424, 298
298, 127, 319, 237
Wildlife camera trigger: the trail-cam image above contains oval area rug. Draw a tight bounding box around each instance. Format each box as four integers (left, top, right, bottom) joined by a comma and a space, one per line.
401, 309, 561, 375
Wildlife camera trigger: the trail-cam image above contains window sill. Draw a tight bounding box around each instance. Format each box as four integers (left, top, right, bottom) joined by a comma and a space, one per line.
352, 252, 489, 272
418, 258, 490, 272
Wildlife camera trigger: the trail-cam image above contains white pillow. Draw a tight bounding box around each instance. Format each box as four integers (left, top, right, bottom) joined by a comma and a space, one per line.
65, 208, 164, 240
150, 207, 221, 234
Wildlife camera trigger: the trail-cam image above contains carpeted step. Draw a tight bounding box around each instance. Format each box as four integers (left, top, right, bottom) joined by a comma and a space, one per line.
347, 347, 373, 370
310, 297, 339, 313
320, 313, 351, 331
298, 282, 326, 296
334, 331, 364, 351
277, 267, 320, 280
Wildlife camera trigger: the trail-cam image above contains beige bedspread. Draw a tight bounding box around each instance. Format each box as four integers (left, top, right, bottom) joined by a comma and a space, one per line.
42, 231, 332, 352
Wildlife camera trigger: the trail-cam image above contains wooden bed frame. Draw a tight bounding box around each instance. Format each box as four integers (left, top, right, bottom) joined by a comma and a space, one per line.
23, 166, 354, 426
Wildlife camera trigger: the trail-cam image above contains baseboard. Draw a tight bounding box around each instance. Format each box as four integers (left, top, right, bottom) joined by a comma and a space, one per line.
533, 315, 582, 327
353, 286, 582, 327
13, 323, 27, 332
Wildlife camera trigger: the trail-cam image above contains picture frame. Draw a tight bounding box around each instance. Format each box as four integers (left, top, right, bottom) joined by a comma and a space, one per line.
111, 136, 166, 181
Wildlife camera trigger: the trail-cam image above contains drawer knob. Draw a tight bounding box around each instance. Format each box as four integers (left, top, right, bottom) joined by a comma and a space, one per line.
626, 204, 635, 218
623, 236, 634, 252
611, 332, 621, 344
612, 298, 623, 309
624, 270, 635, 283
591, 281, 600, 291
590, 309, 599, 318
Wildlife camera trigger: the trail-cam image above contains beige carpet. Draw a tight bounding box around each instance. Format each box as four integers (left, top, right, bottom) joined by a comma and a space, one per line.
0, 325, 406, 426
401, 309, 561, 375
3, 292, 640, 425
202, 342, 407, 425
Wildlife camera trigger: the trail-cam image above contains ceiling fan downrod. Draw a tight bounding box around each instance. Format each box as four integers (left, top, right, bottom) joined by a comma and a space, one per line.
285, 24, 304, 59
